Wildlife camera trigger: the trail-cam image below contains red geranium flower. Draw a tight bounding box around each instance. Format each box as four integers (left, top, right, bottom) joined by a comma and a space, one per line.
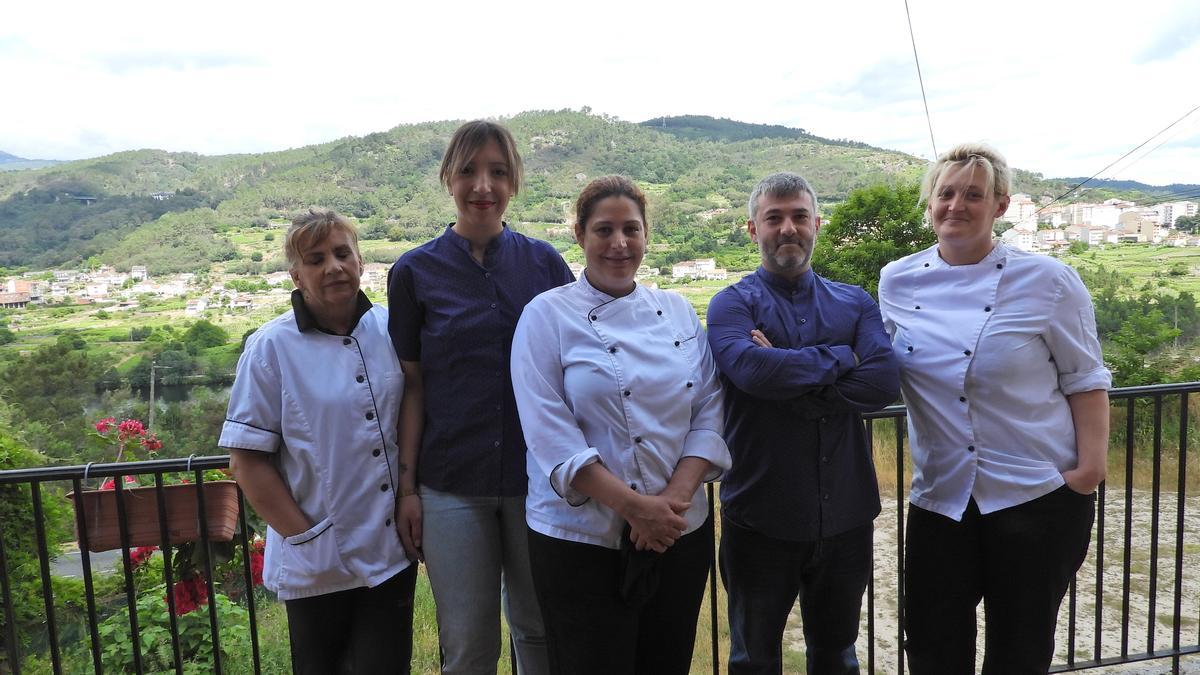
131, 546, 157, 567
140, 433, 163, 453
94, 417, 116, 433
249, 551, 264, 586
169, 575, 209, 615
99, 475, 139, 491
116, 418, 146, 441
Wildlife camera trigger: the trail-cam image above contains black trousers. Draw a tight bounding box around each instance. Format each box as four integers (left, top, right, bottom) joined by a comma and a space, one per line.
720, 519, 871, 675
904, 486, 1096, 675
527, 516, 713, 675
285, 564, 417, 675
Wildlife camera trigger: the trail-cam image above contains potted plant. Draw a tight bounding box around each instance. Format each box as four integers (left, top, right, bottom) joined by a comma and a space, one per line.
67, 417, 241, 553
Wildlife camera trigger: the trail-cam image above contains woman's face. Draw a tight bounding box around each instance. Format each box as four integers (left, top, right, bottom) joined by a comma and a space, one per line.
929, 162, 1010, 263
289, 228, 363, 316
577, 195, 646, 297
449, 138, 512, 230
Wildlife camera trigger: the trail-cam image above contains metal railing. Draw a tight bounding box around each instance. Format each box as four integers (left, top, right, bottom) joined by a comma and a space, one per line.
3, 382, 1200, 673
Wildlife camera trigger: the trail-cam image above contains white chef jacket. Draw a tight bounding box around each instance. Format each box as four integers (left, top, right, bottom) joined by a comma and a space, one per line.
878, 243, 1111, 520
511, 272, 731, 549
219, 295, 411, 600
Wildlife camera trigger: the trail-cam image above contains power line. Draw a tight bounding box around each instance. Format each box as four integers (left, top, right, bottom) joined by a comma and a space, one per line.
903, 0, 937, 160
1037, 103, 1200, 214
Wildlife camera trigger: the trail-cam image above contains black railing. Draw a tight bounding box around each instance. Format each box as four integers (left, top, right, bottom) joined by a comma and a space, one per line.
3, 383, 1200, 673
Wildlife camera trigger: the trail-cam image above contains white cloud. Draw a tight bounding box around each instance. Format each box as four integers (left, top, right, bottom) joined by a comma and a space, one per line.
1, 0, 1197, 184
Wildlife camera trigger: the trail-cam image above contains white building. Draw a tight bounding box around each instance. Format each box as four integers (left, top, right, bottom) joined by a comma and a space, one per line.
130, 266, 148, 281
1158, 201, 1198, 227
1001, 226, 1037, 252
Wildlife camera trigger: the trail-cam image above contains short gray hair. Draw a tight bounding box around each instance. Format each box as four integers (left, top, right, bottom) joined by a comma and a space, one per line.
748, 172, 819, 221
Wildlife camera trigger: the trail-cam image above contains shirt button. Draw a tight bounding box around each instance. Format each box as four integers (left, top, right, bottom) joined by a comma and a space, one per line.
686, 382, 693, 388
590, 314, 597, 321
356, 375, 365, 383
996, 264, 1003, 269
366, 411, 375, 420
819, 417, 828, 424
823, 494, 830, 501
608, 347, 617, 353
821, 456, 829, 464
485, 272, 492, 278
380, 484, 389, 491
624, 390, 631, 397
799, 318, 807, 324
386, 518, 393, 527
634, 436, 643, 443
967, 445, 976, 453
631, 483, 638, 491
984, 306, 992, 312
490, 303, 497, 309
674, 341, 680, 347
959, 396, 967, 402
923, 263, 930, 268
914, 305, 921, 310
907, 346, 913, 352
963, 350, 972, 356
372, 448, 381, 457
493, 440, 501, 448
495, 404, 502, 411
342, 338, 352, 346
656, 310, 662, 316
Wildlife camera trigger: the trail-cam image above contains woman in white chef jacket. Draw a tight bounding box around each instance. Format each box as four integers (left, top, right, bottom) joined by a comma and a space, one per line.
878, 143, 1111, 674
511, 175, 730, 675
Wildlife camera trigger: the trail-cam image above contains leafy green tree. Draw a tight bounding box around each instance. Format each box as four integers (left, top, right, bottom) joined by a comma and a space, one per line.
183, 320, 229, 350
813, 182, 934, 296
1174, 214, 1200, 233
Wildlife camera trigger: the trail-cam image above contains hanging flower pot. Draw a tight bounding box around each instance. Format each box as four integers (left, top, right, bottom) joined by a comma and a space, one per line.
68, 480, 240, 553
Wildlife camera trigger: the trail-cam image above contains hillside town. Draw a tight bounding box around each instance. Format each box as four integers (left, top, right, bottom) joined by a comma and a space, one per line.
1000, 196, 1198, 252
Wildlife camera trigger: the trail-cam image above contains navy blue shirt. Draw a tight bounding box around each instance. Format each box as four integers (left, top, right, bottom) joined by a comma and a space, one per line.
707, 267, 900, 541
387, 225, 574, 497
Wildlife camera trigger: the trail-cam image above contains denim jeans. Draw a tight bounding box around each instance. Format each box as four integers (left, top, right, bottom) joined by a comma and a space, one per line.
904, 486, 1096, 675
420, 486, 548, 675
720, 519, 871, 675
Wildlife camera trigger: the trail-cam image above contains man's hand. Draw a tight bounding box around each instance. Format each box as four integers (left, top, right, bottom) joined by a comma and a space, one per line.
395, 494, 424, 562
750, 329, 773, 348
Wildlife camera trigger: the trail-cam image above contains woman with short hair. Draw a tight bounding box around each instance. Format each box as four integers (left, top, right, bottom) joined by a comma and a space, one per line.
878, 143, 1111, 673
222, 209, 415, 674
511, 175, 730, 674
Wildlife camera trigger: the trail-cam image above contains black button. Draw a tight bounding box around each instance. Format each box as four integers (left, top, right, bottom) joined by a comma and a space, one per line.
356, 375, 365, 383
907, 346, 913, 352
923, 263, 930, 268
963, 350, 972, 356
608, 347, 617, 353
493, 440, 501, 448
385, 518, 392, 526
674, 341, 680, 347
634, 436, 643, 443
372, 448, 381, 457
656, 310, 662, 316
624, 390, 631, 397
996, 264, 1003, 269
631, 483, 638, 491
380, 484, 389, 491
821, 456, 829, 464
823, 494, 830, 501
820, 417, 828, 424
984, 306, 992, 312
342, 338, 351, 345
914, 305, 921, 310
366, 411, 375, 420
967, 445, 976, 452
686, 382, 693, 388
959, 396, 967, 402
590, 315, 597, 321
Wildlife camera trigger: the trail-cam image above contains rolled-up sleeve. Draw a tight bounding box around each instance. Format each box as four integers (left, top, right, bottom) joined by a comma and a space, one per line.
219, 335, 283, 453
1046, 266, 1112, 395
682, 315, 730, 481
511, 300, 600, 506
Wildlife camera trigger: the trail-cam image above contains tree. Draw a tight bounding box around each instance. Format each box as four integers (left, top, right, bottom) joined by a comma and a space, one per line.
812, 182, 935, 297
183, 319, 229, 350
1175, 214, 1200, 233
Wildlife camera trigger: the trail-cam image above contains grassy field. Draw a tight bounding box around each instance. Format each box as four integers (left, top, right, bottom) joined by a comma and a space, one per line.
1062, 243, 1200, 296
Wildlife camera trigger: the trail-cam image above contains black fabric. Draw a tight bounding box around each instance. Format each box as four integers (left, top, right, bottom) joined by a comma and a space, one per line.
291, 288, 373, 335
720, 518, 870, 675
617, 522, 662, 607
904, 486, 1096, 675
284, 565, 417, 674
527, 516, 712, 675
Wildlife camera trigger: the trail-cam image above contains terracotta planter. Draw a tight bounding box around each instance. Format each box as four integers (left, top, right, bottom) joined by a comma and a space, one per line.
68, 481, 240, 553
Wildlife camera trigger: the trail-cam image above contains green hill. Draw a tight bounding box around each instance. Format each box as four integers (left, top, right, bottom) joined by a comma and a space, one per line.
0, 109, 1075, 273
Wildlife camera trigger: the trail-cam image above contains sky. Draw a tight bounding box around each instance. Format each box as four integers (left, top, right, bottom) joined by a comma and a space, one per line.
3, 0, 1198, 186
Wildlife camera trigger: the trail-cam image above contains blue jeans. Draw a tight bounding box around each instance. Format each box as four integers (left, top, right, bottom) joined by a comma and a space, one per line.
420, 486, 548, 675
720, 518, 871, 675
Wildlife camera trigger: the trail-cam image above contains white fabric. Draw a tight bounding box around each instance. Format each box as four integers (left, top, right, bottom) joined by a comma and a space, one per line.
878, 242, 1111, 521
219, 305, 411, 600
511, 272, 730, 549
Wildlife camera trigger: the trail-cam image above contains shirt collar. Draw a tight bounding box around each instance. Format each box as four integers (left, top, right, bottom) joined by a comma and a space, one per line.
291, 289, 373, 335
930, 241, 1009, 269
755, 266, 814, 293
442, 222, 511, 256
577, 269, 643, 302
